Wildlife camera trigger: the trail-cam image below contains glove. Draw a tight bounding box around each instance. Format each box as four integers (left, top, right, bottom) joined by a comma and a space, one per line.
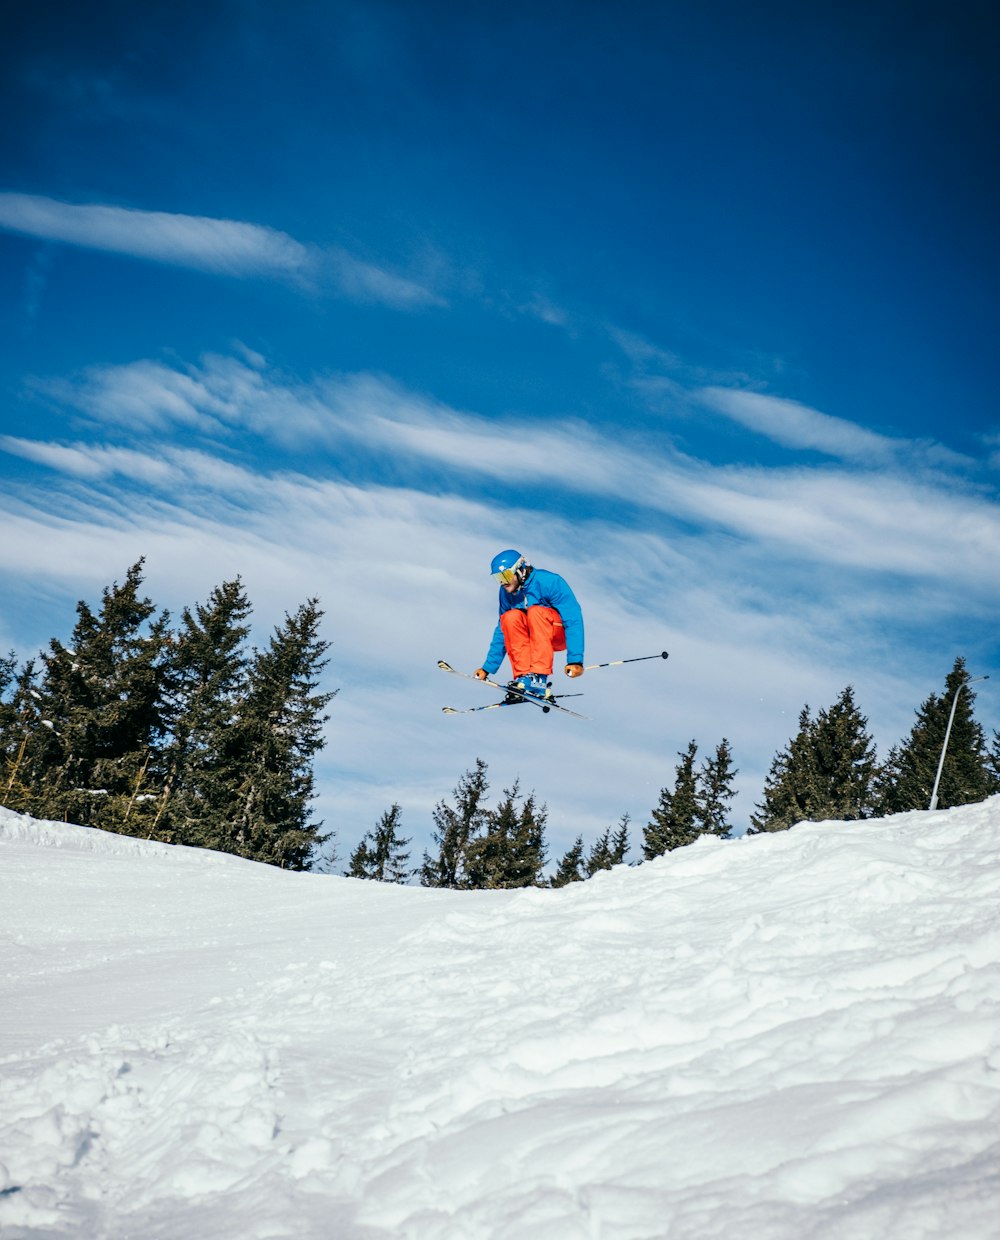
564, 663, 584, 678
474, 668, 489, 681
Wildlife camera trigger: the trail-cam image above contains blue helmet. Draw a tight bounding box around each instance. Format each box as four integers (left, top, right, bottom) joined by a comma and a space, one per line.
490, 549, 527, 585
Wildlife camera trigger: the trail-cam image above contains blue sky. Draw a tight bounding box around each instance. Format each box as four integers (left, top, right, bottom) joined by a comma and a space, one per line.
2, 1, 998, 862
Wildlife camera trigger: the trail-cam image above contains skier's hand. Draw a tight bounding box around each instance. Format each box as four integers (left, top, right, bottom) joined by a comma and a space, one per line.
564, 663, 584, 678
474, 668, 489, 680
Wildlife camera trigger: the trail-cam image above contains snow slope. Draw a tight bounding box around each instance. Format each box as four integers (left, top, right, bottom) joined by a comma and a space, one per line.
2, 801, 999, 1240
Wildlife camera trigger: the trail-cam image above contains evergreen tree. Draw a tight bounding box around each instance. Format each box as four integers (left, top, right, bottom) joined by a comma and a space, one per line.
2, 653, 23, 804
420, 758, 490, 887
988, 730, 1000, 793
347, 836, 372, 879
750, 707, 814, 834
697, 740, 737, 839
0, 651, 14, 720
28, 562, 171, 832
507, 789, 547, 887
551, 834, 586, 887
464, 781, 547, 889
610, 812, 631, 864
586, 826, 613, 874
811, 686, 878, 820
751, 686, 877, 832
225, 599, 335, 869
156, 580, 253, 846
875, 658, 994, 813
586, 813, 631, 875
347, 803, 412, 882
0, 656, 41, 811
643, 740, 700, 857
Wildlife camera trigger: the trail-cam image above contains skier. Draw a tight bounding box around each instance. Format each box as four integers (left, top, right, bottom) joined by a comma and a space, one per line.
475, 550, 585, 703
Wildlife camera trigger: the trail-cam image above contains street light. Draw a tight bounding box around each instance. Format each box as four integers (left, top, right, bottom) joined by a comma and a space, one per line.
928, 674, 990, 811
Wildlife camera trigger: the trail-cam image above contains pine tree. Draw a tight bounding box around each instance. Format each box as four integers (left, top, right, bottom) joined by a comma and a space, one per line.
751, 686, 877, 832
156, 580, 253, 847
586, 827, 613, 874
225, 599, 335, 869
585, 813, 630, 875
698, 740, 737, 839
347, 803, 412, 882
1, 656, 37, 811
811, 686, 878, 820
609, 812, 630, 865
876, 658, 994, 813
0, 651, 14, 721
1, 655, 29, 809
551, 835, 586, 887
504, 789, 547, 888
420, 758, 490, 887
464, 781, 547, 889
643, 740, 700, 857
988, 730, 1000, 793
28, 562, 171, 832
750, 707, 814, 834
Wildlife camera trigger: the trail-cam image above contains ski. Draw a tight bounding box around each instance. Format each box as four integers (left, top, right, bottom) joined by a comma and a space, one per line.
437, 660, 589, 719
442, 692, 584, 716
443, 700, 513, 715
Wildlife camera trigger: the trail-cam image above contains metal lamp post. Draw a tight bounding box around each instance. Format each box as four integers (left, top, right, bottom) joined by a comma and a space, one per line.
928, 674, 990, 811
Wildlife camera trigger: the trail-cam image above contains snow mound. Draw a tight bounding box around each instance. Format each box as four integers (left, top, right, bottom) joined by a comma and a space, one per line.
2, 798, 1000, 1239
0, 805, 258, 867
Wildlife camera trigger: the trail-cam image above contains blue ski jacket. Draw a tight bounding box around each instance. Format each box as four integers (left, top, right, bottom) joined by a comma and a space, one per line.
483, 567, 585, 674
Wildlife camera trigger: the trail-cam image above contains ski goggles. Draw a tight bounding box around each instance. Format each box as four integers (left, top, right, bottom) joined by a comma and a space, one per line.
492, 563, 523, 586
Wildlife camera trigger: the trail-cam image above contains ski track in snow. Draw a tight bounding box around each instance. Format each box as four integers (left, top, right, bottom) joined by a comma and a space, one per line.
2, 802, 1000, 1238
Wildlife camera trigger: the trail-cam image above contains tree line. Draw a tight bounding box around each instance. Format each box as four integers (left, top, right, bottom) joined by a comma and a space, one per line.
0, 562, 334, 869
351, 657, 999, 887
2, 566, 998, 882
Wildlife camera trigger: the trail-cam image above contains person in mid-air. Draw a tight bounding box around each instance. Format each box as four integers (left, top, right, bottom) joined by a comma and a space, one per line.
475, 549, 584, 702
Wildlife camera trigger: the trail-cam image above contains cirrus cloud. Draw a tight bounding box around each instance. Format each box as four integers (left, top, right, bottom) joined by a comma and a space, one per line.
0, 192, 443, 309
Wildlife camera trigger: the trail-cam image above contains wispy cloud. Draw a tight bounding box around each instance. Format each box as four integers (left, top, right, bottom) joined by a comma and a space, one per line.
0, 193, 443, 308
696, 387, 896, 462
520, 292, 571, 328
0, 192, 311, 280
0, 435, 178, 484
3, 350, 998, 851
13, 353, 1000, 602
325, 247, 445, 308
611, 328, 976, 474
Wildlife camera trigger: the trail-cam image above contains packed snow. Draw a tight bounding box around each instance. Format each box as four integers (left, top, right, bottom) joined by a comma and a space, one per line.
2, 801, 1000, 1239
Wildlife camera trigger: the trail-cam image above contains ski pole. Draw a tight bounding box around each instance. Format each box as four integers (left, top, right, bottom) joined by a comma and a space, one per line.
582, 651, 669, 671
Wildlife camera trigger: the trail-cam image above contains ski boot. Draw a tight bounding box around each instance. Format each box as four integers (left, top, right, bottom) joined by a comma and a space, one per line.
504, 673, 551, 704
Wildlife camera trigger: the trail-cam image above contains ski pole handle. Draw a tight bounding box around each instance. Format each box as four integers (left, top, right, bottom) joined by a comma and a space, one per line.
582, 651, 669, 671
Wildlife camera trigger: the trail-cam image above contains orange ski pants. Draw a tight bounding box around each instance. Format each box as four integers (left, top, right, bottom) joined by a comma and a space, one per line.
500, 606, 566, 677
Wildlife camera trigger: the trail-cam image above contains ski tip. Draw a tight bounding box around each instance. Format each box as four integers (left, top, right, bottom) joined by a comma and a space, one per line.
442, 706, 457, 714
437, 660, 453, 670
